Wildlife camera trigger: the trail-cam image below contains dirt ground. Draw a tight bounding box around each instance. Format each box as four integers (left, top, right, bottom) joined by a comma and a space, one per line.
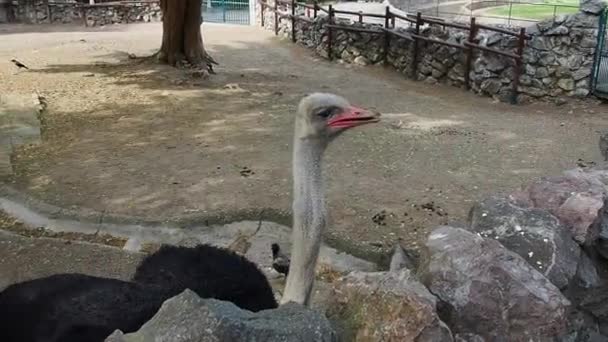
1, 21, 607, 257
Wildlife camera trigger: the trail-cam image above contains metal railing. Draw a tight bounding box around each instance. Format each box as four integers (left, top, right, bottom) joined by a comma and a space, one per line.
394, 0, 580, 25
260, 1, 529, 104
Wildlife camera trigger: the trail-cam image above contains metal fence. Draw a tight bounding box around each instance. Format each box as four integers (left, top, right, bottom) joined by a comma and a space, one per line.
202, 0, 250, 25
395, 0, 579, 26
592, 9, 608, 98
261, 0, 529, 103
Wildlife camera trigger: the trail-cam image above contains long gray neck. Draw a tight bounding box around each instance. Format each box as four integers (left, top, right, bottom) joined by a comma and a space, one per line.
280, 136, 327, 306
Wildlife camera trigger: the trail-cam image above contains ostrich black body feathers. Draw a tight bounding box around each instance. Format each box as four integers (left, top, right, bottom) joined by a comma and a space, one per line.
0, 244, 277, 342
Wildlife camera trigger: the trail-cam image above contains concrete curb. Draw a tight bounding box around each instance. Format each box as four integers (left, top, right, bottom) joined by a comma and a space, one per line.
0, 183, 379, 273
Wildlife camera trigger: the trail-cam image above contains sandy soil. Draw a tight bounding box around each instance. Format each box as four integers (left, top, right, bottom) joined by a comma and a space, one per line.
1, 21, 607, 257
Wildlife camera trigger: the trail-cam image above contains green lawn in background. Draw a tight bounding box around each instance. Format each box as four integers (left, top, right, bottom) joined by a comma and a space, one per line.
486, 0, 580, 20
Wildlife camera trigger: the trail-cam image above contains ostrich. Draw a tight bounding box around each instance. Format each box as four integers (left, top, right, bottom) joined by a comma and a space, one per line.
281, 93, 380, 305
0, 93, 380, 341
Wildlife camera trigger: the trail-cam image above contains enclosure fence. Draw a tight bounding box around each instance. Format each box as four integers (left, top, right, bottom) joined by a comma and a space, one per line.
398, 0, 580, 25
259, 0, 529, 104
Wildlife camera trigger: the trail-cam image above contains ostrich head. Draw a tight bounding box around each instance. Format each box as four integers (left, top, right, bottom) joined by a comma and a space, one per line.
294, 93, 380, 142
282, 93, 380, 306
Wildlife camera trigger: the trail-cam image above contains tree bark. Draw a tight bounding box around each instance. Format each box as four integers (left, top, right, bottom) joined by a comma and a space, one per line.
158, 0, 217, 71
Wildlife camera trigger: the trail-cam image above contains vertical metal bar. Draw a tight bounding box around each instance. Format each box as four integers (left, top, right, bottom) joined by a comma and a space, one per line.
291, 0, 296, 42
591, 10, 606, 92
274, 0, 278, 35
464, 17, 476, 90
411, 12, 422, 79
507, 2, 512, 26
46, 1, 51, 23
553, 5, 557, 22
512, 27, 526, 104
358, 11, 362, 23
328, 4, 333, 61
383, 6, 391, 66
384, 6, 389, 28
82, 6, 88, 27
313, 1, 317, 18
261, 0, 265, 27
222, 0, 226, 23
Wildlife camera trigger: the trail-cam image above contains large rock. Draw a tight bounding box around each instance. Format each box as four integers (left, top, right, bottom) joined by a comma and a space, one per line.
468, 196, 581, 289
326, 269, 453, 342
510, 169, 607, 245
106, 289, 337, 342
574, 251, 601, 289
420, 226, 571, 340
579, 285, 608, 322
580, 0, 607, 14
594, 197, 608, 259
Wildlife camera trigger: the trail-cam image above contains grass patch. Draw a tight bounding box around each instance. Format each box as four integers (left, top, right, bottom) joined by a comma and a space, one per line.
486, 0, 580, 20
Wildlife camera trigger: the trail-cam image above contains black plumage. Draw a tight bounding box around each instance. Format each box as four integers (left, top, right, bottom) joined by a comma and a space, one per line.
0, 244, 277, 342
271, 243, 291, 276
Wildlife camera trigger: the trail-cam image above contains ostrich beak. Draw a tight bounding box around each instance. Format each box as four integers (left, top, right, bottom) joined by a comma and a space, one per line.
327, 106, 381, 128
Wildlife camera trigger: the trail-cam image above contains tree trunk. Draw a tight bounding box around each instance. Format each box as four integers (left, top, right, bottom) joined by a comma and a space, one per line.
158, 0, 217, 71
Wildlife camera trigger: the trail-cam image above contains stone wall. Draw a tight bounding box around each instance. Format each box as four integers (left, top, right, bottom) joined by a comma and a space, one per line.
11, 0, 161, 26
258, 0, 607, 103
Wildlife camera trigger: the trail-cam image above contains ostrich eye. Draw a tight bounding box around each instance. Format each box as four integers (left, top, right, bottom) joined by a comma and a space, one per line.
316, 107, 336, 119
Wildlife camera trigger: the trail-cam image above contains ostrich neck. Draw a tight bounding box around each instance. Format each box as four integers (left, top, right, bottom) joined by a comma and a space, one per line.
280, 136, 327, 306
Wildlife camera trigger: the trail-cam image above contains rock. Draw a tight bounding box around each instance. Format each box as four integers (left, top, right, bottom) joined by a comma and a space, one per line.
580, 285, 608, 321
485, 57, 506, 72
389, 242, 416, 271
353, 56, 369, 65
537, 20, 555, 33
558, 78, 575, 91
327, 269, 453, 342
468, 197, 581, 289
573, 68, 592, 81
420, 226, 571, 340
525, 64, 536, 76
454, 333, 486, 342
511, 171, 606, 245
574, 251, 600, 289
520, 86, 547, 97
106, 289, 338, 342
581, 0, 607, 14
567, 13, 601, 28
341, 49, 354, 63
547, 26, 570, 36
480, 79, 502, 94
574, 88, 590, 97
536, 67, 550, 78
557, 192, 605, 245
568, 55, 584, 70
558, 309, 601, 342
595, 198, 608, 259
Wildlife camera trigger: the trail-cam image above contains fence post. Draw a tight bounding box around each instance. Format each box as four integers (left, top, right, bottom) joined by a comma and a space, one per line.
313, 0, 318, 18
411, 12, 422, 79
383, 6, 391, 66
464, 17, 476, 90
82, 6, 88, 27
261, 0, 265, 27
274, 0, 278, 35
46, 1, 51, 23
291, 0, 296, 42
512, 27, 526, 104
327, 4, 334, 61
507, 2, 513, 26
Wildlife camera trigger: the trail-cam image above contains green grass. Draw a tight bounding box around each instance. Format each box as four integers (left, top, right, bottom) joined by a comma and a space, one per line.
486, 0, 580, 20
